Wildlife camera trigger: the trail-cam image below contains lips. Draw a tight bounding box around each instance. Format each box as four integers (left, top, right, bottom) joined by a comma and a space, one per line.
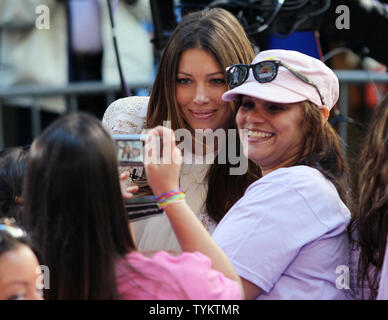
189, 109, 217, 120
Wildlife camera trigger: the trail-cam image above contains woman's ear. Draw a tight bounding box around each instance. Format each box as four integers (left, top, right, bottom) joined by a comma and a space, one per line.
318, 106, 330, 120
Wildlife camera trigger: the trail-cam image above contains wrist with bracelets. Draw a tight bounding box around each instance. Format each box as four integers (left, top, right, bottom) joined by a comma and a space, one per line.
154, 189, 186, 209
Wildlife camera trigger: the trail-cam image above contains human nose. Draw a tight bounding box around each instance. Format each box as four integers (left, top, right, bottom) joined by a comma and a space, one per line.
193, 83, 210, 105
245, 106, 266, 124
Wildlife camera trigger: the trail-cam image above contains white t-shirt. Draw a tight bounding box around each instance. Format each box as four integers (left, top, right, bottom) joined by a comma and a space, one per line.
213, 165, 352, 300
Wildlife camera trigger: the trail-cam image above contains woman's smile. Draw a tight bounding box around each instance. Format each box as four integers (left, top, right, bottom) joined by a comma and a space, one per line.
189, 109, 218, 120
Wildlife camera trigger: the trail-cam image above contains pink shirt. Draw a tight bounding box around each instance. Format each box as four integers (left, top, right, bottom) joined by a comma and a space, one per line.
115, 251, 241, 300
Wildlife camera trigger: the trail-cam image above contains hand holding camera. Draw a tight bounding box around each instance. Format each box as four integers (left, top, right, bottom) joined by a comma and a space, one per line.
144, 126, 182, 197
119, 171, 139, 199
113, 127, 182, 220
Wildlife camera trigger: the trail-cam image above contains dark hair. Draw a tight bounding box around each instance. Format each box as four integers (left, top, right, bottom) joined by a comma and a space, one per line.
145, 7, 261, 222
349, 93, 388, 299
0, 146, 29, 222
296, 102, 351, 206
23, 112, 135, 299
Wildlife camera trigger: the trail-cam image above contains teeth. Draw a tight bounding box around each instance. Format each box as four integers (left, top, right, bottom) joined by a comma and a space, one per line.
248, 130, 273, 138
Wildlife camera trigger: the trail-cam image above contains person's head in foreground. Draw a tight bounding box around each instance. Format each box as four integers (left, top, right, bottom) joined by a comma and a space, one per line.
223, 49, 350, 204
23, 113, 136, 299
0, 217, 42, 300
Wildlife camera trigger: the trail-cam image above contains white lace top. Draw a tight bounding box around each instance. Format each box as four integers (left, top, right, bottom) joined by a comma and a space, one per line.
102, 96, 218, 252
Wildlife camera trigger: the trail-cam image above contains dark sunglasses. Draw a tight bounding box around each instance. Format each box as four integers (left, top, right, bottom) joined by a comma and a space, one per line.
226, 60, 326, 106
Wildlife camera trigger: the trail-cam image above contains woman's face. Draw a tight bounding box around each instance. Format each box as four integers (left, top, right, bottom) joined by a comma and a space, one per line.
0, 245, 43, 300
176, 48, 233, 131
236, 96, 304, 175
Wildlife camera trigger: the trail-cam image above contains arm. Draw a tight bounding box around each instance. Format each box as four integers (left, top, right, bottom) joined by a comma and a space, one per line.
241, 278, 262, 300
144, 126, 244, 299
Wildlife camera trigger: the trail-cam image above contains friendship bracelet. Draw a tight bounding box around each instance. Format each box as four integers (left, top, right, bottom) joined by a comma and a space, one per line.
158, 194, 185, 208
156, 193, 185, 208
154, 189, 183, 202
154, 190, 186, 209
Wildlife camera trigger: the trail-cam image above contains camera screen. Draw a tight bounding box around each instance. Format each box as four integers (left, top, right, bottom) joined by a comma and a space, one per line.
113, 134, 145, 166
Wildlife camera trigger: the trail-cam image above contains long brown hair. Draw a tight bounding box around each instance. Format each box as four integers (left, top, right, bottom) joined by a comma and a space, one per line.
296, 102, 351, 206
145, 8, 261, 222
349, 93, 388, 299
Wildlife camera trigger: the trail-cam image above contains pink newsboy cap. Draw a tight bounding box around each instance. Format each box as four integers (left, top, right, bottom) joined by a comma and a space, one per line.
222, 49, 339, 113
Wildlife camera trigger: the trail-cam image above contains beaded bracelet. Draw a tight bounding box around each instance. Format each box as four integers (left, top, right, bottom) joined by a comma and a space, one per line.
154, 189, 186, 209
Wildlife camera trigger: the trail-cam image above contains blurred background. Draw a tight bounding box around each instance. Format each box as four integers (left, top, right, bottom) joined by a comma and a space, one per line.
1, 0, 388, 191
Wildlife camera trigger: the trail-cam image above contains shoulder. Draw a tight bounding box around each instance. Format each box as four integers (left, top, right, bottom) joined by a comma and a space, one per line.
102, 96, 149, 134
256, 166, 350, 229
247, 166, 343, 204
223, 165, 350, 230
250, 165, 327, 188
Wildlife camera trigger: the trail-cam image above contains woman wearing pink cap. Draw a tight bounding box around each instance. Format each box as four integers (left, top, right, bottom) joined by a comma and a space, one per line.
210, 49, 352, 299
148, 49, 352, 299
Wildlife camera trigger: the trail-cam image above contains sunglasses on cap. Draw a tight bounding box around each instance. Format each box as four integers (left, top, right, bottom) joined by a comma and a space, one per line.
226, 60, 326, 106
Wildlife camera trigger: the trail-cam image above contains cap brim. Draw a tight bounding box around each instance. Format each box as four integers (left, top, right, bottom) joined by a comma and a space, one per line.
222, 81, 311, 105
